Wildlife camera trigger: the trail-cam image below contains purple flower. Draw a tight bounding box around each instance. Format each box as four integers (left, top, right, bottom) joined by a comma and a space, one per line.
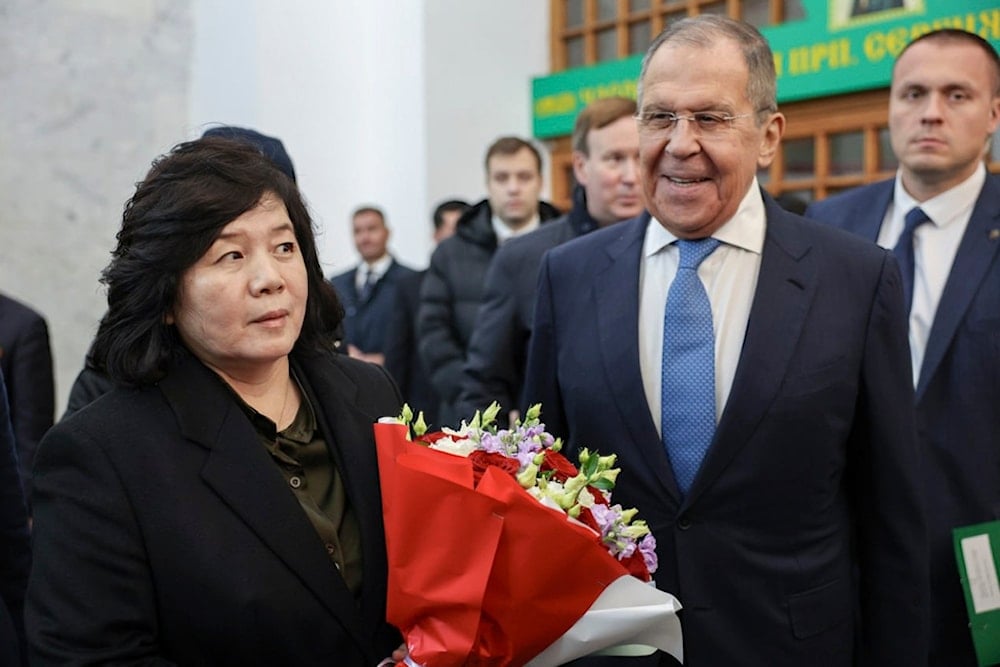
639, 534, 658, 574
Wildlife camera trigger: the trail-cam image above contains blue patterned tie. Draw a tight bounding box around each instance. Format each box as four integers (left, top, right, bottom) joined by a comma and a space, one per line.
894, 207, 930, 313
661, 238, 721, 497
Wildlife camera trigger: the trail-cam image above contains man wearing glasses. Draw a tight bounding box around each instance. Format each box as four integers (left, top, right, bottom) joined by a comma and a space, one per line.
524, 15, 928, 666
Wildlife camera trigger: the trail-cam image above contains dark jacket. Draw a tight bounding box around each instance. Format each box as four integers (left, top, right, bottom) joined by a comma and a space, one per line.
27, 349, 402, 665
806, 175, 1000, 666
524, 201, 928, 666
0, 294, 55, 501
0, 370, 30, 667
417, 198, 560, 426
330, 258, 417, 355
458, 187, 605, 423
382, 270, 441, 428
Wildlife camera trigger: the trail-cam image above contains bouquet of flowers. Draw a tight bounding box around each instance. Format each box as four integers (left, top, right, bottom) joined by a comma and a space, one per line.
374, 403, 683, 666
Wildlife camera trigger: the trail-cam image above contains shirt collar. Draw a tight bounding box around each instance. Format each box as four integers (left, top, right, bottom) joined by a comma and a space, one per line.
893, 162, 985, 229
644, 179, 767, 257
492, 213, 540, 245
361, 254, 392, 278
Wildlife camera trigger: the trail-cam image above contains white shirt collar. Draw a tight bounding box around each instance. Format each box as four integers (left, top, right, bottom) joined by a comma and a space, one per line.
893, 163, 985, 229
356, 254, 392, 289
492, 213, 540, 245
644, 178, 767, 257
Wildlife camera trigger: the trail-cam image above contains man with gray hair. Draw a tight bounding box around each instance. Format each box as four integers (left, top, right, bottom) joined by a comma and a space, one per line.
524, 15, 927, 666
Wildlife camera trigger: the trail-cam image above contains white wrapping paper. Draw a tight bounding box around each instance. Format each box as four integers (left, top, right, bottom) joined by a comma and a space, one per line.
525, 575, 684, 666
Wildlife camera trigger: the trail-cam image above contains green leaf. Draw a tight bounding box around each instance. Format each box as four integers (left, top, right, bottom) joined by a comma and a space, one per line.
590, 477, 615, 491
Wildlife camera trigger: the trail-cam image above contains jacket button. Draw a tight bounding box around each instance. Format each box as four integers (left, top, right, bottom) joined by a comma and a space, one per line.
677, 515, 692, 530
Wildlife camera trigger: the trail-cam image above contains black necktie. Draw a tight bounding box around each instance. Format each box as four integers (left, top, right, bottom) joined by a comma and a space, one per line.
358, 268, 376, 302
893, 207, 930, 314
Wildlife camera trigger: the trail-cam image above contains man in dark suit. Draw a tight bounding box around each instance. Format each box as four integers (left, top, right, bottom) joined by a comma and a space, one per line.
383, 199, 468, 428
418, 137, 561, 426
524, 16, 928, 666
0, 370, 30, 666
458, 97, 642, 425
330, 206, 416, 366
0, 293, 55, 501
806, 29, 1000, 666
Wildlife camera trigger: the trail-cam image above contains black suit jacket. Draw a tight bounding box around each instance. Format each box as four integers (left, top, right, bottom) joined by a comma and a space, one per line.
27, 350, 402, 665
0, 370, 30, 666
524, 197, 928, 666
807, 174, 1000, 666
0, 294, 55, 500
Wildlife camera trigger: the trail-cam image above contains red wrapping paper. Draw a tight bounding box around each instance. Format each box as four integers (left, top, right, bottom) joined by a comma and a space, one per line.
374, 422, 637, 666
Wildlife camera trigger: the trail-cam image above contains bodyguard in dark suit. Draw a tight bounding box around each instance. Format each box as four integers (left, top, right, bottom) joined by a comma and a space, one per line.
27, 137, 402, 665
524, 17, 927, 666
0, 370, 30, 667
0, 292, 55, 499
459, 97, 642, 424
806, 29, 1000, 666
330, 206, 416, 366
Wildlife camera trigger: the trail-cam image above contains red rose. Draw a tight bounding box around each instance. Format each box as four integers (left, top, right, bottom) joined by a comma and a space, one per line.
540, 449, 578, 482
576, 507, 601, 533
468, 450, 520, 486
416, 431, 450, 446
619, 549, 651, 582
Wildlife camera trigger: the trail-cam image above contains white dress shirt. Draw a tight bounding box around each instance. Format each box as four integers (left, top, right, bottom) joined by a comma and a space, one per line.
492, 214, 540, 245
355, 254, 392, 292
639, 182, 766, 437
877, 164, 983, 386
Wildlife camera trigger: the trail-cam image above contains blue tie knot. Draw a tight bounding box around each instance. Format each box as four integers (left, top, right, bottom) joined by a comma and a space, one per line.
677, 238, 721, 269
902, 207, 930, 234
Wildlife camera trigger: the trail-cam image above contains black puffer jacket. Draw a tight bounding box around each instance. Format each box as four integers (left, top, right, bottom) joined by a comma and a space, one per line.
416, 198, 560, 426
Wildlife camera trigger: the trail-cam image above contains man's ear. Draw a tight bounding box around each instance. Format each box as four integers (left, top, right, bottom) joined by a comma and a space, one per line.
757, 111, 786, 170
571, 151, 589, 187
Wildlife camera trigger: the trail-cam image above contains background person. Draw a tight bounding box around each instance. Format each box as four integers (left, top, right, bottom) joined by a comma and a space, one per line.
524, 15, 927, 666
418, 136, 560, 426
329, 206, 417, 366
458, 97, 642, 425
0, 369, 30, 667
26, 137, 402, 665
0, 292, 55, 503
806, 28, 1000, 666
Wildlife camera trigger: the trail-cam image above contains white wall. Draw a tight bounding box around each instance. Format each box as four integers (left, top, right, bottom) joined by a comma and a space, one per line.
190, 0, 549, 275
0, 0, 549, 415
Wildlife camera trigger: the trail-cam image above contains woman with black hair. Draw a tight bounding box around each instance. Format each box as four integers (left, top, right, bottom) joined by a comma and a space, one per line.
26, 137, 403, 665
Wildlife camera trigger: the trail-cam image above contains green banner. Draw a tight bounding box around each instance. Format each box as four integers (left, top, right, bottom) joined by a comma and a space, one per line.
532, 0, 1000, 138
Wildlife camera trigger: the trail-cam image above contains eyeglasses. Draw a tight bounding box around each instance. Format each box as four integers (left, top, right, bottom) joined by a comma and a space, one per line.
634, 110, 755, 136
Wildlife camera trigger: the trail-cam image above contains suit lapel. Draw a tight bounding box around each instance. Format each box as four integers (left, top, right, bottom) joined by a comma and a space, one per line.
686, 202, 816, 506
917, 176, 1000, 398
594, 214, 683, 501
158, 354, 370, 647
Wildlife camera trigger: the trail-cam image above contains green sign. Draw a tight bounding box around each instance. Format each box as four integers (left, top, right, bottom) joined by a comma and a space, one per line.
953, 520, 1000, 666
532, 0, 1000, 138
